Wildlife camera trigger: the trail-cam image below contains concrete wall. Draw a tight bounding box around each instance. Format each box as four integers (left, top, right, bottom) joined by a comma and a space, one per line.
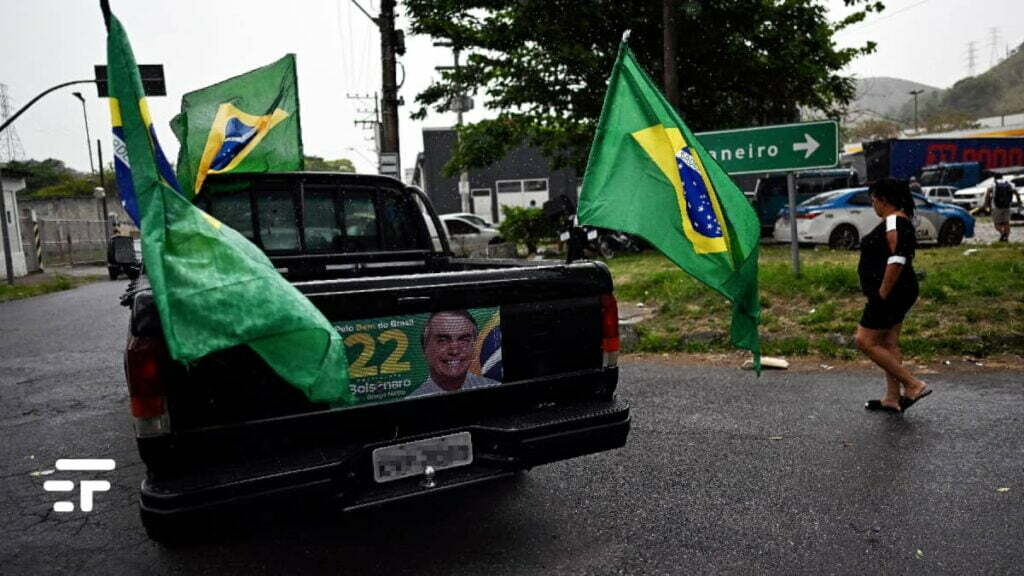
19, 195, 133, 226
419, 128, 579, 223
16, 196, 136, 269
1, 176, 27, 277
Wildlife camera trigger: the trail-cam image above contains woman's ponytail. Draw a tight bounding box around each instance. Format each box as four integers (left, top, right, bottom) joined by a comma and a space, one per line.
900, 180, 915, 217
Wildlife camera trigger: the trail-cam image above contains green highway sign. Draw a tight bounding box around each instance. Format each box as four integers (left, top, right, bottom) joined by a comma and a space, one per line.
694, 120, 839, 175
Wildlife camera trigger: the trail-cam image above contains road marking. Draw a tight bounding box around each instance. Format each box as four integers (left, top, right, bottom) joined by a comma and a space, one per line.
55, 459, 116, 471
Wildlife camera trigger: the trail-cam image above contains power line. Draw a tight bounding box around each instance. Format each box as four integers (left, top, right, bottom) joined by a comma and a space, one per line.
835, 0, 934, 35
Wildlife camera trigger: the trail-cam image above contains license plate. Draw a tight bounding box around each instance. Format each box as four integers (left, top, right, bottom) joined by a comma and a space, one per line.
372, 432, 473, 484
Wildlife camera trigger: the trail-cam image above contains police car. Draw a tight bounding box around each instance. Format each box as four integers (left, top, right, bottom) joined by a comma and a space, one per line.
773, 187, 975, 249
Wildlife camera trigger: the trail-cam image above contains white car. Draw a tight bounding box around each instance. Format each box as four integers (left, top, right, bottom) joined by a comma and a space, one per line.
952, 174, 1024, 211
921, 186, 957, 204
773, 187, 975, 249
443, 212, 494, 228
440, 213, 503, 257
952, 178, 996, 210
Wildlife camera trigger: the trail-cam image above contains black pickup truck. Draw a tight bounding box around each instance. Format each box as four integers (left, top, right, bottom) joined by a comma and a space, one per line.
123, 172, 630, 540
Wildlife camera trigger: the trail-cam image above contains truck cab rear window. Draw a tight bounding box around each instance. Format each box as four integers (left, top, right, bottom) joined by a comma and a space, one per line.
207, 191, 255, 241
254, 189, 301, 251
199, 179, 425, 254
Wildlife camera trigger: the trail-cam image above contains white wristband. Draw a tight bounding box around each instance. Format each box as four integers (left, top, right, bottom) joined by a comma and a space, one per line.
887, 255, 906, 265
886, 214, 897, 231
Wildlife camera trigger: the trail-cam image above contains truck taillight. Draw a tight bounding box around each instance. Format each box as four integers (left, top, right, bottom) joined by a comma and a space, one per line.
600, 293, 620, 367
125, 335, 170, 437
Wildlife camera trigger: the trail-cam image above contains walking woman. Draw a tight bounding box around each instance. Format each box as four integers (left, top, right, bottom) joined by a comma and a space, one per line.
855, 178, 932, 413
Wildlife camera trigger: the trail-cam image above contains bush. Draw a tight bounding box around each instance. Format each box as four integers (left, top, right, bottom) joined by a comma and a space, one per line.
497, 206, 556, 254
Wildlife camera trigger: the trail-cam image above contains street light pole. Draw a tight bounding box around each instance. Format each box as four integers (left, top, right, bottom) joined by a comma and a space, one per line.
72, 92, 95, 174
434, 41, 472, 214
908, 89, 924, 134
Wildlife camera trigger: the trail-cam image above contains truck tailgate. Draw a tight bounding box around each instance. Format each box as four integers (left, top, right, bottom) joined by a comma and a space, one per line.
162, 261, 615, 434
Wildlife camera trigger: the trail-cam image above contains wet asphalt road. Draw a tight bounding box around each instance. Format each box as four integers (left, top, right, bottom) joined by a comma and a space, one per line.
1, 280, 1022, 575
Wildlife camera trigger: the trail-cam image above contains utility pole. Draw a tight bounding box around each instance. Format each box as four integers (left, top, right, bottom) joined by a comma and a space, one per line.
350, 0, 403, 178
908, 89, 924, 134
97, 139, 110, 239
662, 0, 679, 111
378, 0, 400, 174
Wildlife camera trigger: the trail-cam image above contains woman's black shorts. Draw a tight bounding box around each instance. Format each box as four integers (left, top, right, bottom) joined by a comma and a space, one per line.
860, 287, 919, 330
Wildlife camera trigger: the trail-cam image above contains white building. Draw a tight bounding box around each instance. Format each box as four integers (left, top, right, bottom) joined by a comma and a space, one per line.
0, 171, 27, 278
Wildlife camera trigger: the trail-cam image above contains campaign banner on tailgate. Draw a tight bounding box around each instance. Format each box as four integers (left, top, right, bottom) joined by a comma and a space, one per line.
334, 308, 502, 405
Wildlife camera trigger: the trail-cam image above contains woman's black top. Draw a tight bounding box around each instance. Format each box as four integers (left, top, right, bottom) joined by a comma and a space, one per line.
858, 214, 917, 297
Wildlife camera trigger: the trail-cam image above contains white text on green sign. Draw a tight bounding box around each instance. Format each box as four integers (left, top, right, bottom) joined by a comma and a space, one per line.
695, 120, 839, 175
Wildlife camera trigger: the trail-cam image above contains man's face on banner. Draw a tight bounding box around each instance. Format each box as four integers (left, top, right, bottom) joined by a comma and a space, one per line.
423, 312, 477, 388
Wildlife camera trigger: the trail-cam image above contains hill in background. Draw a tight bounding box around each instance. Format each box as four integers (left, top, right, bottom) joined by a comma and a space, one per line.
847, 77, 941, 124
844, 40, 1024, 139
940, 40, 1024, 118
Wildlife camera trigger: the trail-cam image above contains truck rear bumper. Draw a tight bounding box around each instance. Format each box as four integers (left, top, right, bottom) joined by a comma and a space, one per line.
139, 398, 630, 518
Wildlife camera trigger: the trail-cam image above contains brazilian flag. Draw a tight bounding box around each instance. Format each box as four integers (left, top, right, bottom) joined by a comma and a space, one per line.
171, 54, 303, 197
578, 41, 761, 370
105, 10, 350, 402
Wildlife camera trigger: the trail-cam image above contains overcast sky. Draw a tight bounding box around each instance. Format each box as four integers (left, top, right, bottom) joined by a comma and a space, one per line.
1, 0, 1022, 176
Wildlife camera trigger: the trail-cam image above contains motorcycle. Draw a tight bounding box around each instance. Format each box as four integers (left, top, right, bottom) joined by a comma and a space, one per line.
542, 195, 644, 260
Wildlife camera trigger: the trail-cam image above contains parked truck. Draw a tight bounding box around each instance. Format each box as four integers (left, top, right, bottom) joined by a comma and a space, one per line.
864, 137, 1024, 184
123, 172, 631, 541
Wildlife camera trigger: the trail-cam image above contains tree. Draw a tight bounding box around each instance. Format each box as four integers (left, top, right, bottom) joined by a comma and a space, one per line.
3, 158, 111, 198
4, 158, 79, 192
405, 0, 883, 174
846, 119, 902, 142
497, 206, 556, 254
921, 109, 979, 134
303, 155, 356, 172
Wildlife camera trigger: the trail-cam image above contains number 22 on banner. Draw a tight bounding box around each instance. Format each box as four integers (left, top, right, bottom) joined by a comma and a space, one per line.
343, 329, 412, 378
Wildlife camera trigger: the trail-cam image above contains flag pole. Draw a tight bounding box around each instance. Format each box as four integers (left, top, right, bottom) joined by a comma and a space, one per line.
100, 0, 111, 29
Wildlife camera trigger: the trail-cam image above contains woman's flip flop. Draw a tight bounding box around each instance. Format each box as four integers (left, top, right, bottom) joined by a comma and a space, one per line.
899, 388, 933, 412
865, 399, 902, 414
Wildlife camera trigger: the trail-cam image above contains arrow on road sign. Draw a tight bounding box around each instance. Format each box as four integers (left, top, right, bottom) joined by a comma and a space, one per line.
793, 133, 820, 159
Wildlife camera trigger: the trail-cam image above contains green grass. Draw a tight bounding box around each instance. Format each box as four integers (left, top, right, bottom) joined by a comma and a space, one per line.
607, 243, 1024, 359
0, 275, 101, 303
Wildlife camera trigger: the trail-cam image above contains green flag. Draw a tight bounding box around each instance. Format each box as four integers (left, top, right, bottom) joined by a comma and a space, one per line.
170, 54, 302, 197
106, 11, 350, 402
578, 42, 761, 371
